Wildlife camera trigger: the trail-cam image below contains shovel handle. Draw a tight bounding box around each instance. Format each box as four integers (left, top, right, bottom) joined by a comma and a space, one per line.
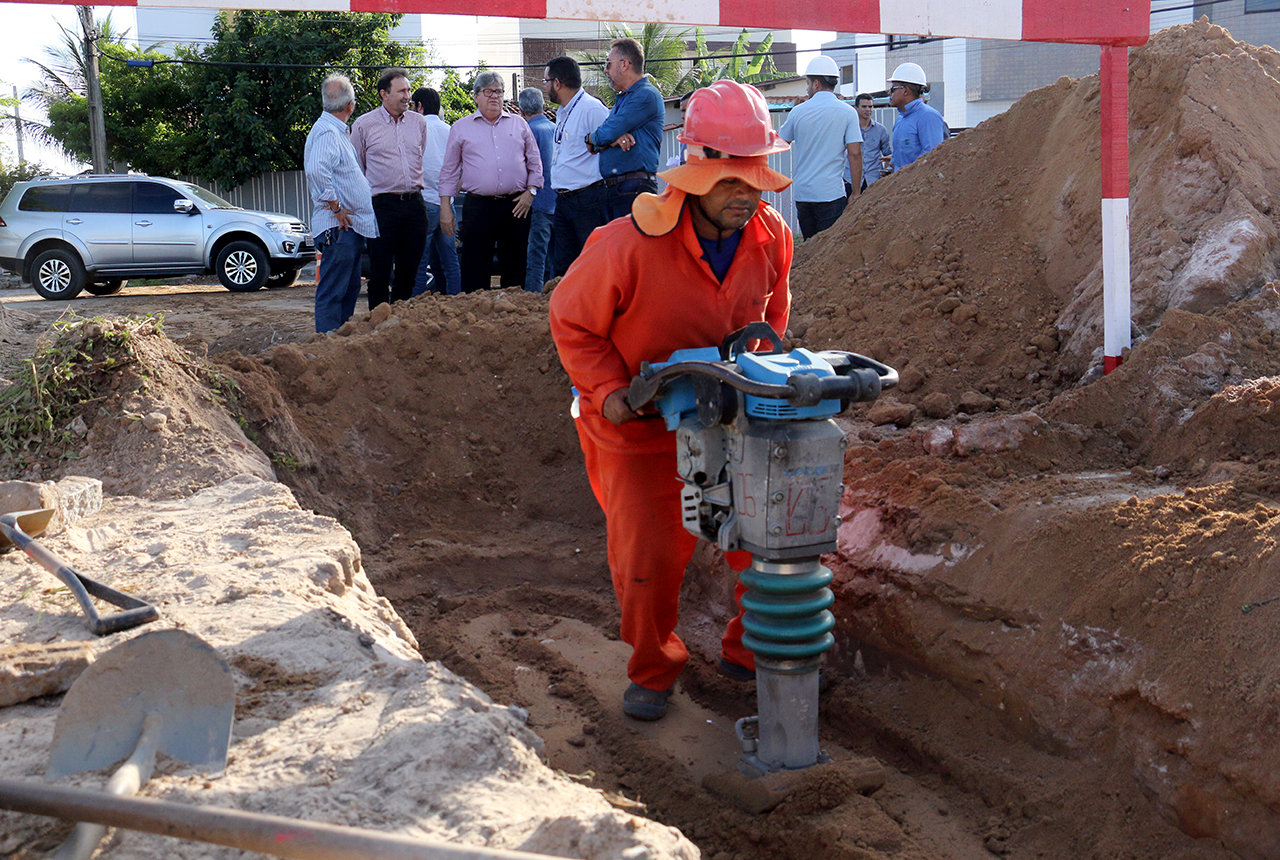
0, 778, 561, 860
52, 712, 164, 860
0, 517, 159, 636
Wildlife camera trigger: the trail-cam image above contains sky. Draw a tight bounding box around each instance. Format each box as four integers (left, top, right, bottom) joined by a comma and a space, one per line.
0, 4, 831, 173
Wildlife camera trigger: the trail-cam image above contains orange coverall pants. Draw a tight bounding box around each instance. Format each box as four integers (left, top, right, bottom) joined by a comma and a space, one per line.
577, 423, 756, 692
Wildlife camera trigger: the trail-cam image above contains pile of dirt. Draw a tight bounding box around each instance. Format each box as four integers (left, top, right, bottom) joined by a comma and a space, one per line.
791, 18, 1280, 420
0, 316, 273, 496
215, 290, 600, 597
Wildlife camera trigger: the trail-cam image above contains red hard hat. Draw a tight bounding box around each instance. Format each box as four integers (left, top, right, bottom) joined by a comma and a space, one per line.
678, 80, 789, 158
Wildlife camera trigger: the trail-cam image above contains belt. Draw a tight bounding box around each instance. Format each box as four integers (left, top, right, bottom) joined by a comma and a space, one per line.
603, 171, 656, 188
373, 191, 422, 201
467, 191, 522, 201
556, 180, 603, 199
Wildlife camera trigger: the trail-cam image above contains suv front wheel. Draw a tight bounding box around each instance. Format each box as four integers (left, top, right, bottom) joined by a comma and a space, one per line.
30, 248, 86, 300
216, 240, 269, 292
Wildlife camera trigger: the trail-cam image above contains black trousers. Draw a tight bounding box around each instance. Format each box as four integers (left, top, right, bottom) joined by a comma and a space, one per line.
460, 192, 530, 293
367, 194, 428, 309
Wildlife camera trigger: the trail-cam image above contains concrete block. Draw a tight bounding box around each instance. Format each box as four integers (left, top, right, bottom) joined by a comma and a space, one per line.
0, 642, 92, 707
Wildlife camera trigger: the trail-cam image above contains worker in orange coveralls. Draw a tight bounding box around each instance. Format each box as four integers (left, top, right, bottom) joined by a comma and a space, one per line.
549, 80, 793, 721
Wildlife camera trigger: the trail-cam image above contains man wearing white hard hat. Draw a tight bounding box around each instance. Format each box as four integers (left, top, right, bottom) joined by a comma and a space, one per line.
778, 55, 862, 240
887, 62, 949, 171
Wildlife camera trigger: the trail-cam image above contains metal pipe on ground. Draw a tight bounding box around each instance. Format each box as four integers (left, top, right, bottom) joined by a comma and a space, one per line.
0, 779, 566, 860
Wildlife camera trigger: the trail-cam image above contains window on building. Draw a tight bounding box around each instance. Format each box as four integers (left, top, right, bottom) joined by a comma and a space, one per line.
888, 35, 940, 51
1245, 0, 1280, 11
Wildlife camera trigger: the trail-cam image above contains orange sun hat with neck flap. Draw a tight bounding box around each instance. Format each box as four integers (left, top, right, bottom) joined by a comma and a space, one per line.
633, 80, 792, 236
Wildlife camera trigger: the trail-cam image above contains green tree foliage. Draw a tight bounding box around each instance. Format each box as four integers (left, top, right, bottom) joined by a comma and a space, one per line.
436, 66, 487, 124
43, 42, 200, 176
191, 11, 426, 186
31, 11, 428, 187
0, 156, 51, 202
20, 13, 129, 158
577, 24, 782, 106
692, 29, 782, 86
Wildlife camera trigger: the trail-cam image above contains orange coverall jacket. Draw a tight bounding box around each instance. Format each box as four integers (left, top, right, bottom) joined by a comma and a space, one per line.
549, 199, 792, 453
548, 200, 792, 691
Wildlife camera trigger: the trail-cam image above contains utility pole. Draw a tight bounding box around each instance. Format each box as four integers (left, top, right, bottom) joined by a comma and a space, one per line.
77, 5, 108, 173
13, 86, 24, 168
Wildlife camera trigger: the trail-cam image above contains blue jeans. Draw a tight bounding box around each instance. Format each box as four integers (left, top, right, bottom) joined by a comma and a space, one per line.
314, 227, 364, 334
551, 183, 608, 277
603, 176, 658, 222
414, 201, 461, 297
525, 209, 554, 292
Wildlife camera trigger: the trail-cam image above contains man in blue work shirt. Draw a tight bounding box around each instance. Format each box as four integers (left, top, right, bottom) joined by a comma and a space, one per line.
887, 62, 949, 172
854, 92, 892, 191
520, 86, 557, 292
586, 37, 665, 222
778, 55, 862, 240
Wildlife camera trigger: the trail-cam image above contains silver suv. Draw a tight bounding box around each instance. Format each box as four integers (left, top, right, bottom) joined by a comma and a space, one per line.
0, 174, 313, 300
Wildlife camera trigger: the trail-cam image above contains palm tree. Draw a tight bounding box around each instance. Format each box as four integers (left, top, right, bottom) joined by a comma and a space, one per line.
578, 23, 701, 105
692, 28, 782, 86
18, 11, 129, 153
578, 24, 783, 106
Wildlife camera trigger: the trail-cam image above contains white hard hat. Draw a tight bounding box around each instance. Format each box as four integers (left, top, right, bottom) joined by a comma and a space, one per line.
804, 55, 840, 78
888, 62, 927, 86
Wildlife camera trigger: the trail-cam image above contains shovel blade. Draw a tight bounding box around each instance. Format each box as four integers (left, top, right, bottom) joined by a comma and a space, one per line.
48, 630, 234, 780
0, 508, 55, 552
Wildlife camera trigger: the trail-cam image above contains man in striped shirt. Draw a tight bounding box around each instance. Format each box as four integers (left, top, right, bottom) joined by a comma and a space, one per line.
351, 68, 430, 309
304, 74, 379, 334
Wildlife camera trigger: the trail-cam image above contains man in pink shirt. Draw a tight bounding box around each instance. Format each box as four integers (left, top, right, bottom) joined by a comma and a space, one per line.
351, 67, 430, 309
439, 71, 543, 293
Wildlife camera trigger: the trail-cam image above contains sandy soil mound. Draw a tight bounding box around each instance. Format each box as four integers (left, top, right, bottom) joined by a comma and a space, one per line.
0, 476, 695, 860
217, 290, 600, 594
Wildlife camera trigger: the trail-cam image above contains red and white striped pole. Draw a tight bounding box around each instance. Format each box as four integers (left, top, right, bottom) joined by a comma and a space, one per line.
1100, 45, 1131, 374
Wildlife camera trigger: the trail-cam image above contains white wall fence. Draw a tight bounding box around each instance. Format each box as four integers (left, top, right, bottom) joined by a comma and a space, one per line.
179, 170, 312, 228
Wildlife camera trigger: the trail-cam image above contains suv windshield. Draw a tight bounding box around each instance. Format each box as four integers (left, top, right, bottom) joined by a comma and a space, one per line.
172, 182, 240, 210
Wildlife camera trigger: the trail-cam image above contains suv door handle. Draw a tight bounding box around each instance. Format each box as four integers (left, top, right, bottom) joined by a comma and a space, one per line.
134, 220, 153, 227
65, 218, 83, 225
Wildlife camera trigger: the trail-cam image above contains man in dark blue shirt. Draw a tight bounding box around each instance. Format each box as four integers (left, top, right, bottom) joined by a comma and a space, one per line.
586, 37, 665, 222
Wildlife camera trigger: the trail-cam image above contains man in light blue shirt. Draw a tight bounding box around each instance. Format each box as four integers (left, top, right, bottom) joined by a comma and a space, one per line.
304, 73, 379, 333
888, 62, 949, 172
410, 86, 461, 297
544, 56, 610, 276
778, 55, 862, 240
520, 86, 557, 292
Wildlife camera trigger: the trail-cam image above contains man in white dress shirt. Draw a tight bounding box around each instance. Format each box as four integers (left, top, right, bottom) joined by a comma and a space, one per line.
543, 56, 610, 277
411, 86, 461, 296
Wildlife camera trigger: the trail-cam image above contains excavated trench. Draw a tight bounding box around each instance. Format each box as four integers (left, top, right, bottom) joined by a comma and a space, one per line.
204, 285, 1244, 860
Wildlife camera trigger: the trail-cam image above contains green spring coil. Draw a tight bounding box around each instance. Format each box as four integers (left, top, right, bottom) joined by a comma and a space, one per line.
739, 564, 836, 661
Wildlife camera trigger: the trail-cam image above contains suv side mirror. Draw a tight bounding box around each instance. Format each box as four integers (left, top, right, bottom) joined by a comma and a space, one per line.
174, 198, 196, 214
